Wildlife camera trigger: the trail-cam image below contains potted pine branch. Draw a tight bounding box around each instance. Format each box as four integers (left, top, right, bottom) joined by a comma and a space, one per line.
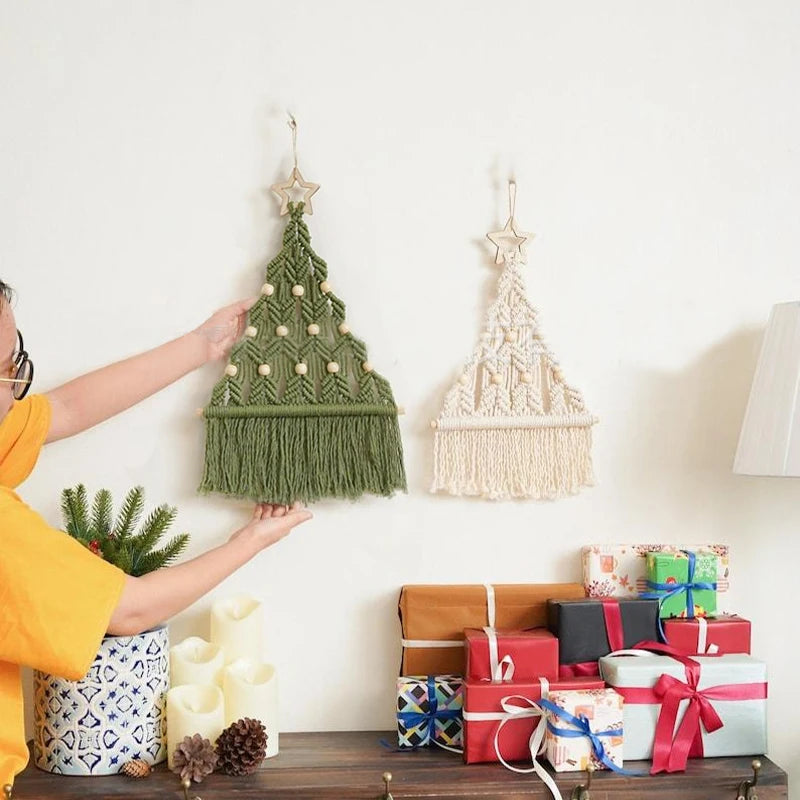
33, 485, 190, 776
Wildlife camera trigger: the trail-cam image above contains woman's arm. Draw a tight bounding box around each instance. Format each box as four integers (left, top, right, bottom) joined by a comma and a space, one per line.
107, 503, 312, 636
45, 298, 255, 443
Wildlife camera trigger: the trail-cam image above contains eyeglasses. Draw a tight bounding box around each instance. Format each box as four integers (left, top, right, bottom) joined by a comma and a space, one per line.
0, 331, 34, 400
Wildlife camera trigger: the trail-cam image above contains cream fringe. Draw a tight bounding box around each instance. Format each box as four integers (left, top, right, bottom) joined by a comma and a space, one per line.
431, 426, 594, 501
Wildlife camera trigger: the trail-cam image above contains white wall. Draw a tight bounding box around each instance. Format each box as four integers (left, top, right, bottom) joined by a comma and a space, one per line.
2, 0, 798, 790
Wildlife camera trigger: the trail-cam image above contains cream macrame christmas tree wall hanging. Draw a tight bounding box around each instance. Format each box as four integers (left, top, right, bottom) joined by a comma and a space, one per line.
431, 182, 597, 500
200, 118, 406, 505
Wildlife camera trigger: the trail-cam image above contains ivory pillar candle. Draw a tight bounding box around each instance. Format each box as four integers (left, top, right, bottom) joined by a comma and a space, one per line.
170, 637, 225, 688
166, 684, 225, 768
223, 659, 279, 758
211, 595, 264, 664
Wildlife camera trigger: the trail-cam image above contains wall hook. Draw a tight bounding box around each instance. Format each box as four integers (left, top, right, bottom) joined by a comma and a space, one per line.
570, 763, 594, 799
736, 758, 761, 800
3, 784, 12, 800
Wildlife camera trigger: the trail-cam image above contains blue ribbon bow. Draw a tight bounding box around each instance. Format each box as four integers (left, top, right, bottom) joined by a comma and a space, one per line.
396, 676, 461, 747
639, 550, 717, 640
537, 698, 644, 776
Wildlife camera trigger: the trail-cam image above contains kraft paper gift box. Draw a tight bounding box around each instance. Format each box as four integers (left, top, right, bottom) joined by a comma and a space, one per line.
546, 598, 660, 676
464, 627, 559, 682
582, 544, 730, 610
396, 675, 463, 749
645, 550, 718, 619
599, 653, 767, 768
662, 615, 751, 656
462, 677, 605, 764
542, 688, 625, 773
398, 583, 585, 676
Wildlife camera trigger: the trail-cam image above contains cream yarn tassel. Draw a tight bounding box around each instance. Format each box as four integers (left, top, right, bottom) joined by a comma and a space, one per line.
431, 248, 597, 500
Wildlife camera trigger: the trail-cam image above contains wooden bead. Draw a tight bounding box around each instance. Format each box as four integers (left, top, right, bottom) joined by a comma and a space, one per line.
292, 284, 305, 297
490, 373, 503, 385
326, 361, 340, 374
362, 361, 373, 373
504, 330, 517, 343
520, 372, 533, 384
295, 363, 308, 375
224, 364, 238, 377
245, 325, 257, 337
320, 280, 332, 294
276, 325, 289, 337
261, 283, 274, 296
307, 323, 320, 335
338, 322, 350, 335
258, 364, 271, 376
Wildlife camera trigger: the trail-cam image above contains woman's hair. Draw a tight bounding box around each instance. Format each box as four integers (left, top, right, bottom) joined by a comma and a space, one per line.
0, 279, 12, 308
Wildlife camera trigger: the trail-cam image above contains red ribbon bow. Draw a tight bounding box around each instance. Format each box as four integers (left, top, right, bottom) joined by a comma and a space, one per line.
611, 642, 767, 774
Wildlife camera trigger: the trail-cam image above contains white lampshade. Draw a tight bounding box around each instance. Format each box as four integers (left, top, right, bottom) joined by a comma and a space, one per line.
734, 301, 800, 476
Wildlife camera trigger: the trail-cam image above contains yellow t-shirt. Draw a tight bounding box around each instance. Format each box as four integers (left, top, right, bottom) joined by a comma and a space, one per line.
0, 395, 126, 787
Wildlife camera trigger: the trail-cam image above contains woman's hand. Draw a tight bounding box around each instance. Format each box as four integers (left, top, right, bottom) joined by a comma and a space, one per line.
192, 297, 258, 362
110, 502, 312, 637
230, 502, 313, 553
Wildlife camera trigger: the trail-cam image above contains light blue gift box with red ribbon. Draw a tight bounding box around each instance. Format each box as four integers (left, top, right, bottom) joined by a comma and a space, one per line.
599, 652, 767, 772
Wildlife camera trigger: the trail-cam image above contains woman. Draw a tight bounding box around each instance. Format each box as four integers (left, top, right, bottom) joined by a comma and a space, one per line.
0, 278, 312, 792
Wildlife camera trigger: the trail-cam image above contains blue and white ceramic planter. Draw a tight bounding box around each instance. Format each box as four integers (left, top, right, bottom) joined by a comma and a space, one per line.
33, 626, 169, 775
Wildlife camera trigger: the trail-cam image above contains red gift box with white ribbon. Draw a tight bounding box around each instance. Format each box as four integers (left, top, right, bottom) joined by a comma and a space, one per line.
464, 627, 559, 683
662, 614, 751, 656
461, 676, 605, 765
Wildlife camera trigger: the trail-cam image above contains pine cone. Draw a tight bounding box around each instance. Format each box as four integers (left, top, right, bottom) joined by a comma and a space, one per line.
171, 734, 219, 783
120, 759, 151, 778
215, 718, 268, 776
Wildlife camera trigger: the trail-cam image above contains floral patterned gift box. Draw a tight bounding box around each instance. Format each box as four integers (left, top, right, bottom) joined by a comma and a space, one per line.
542, 687, 625, 772
581, 544, 730, 610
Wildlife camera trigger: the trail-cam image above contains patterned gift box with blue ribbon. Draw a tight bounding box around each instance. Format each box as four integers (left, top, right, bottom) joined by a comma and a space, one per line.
541, 688, 628, 773
642, 550, 718, 620
396, 675, 463, 749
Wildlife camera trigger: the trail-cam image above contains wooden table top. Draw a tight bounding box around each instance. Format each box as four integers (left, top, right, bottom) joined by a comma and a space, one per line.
12, 731, 788, 799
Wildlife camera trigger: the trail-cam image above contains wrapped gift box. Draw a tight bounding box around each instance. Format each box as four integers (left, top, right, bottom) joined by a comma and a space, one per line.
546, 598, 660, 675
543, 688, 625, 772
645, 550, 717, 619
397, 674, 463, 749
663, 615, 751, 656
462, 677, 605, 764
599, 653, 767, 765
582, 544, 730, 610
464, 627, 558, 682
399, 583, 585, 676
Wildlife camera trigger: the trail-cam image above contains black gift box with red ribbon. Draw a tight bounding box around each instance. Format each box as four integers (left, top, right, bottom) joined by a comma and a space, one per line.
547, 598, 661, 674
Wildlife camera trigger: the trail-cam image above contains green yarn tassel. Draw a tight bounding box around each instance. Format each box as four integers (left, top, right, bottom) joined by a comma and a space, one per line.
199, 408, 406, 505
199, 201, 407, 504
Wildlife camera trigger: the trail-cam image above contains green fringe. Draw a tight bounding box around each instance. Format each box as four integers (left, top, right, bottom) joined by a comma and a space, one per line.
199, 412, 407, 505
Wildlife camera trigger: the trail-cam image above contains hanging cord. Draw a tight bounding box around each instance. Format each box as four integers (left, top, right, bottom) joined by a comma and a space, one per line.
288, 113, 299, 172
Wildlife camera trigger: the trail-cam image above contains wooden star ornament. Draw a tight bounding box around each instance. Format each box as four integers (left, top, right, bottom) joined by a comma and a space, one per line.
271, 167, 320, 216
486, 218, 533, 264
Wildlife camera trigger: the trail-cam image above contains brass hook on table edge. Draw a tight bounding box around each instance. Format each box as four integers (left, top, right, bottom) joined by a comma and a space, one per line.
736, 758, 762, 799
570, 763, 595, 800
3, 784, 12, 800
376, 771, 393, 800
181, 777, 202, 800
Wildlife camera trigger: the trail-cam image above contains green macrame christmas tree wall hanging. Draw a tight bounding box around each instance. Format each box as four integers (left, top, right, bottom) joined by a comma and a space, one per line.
199, 119, 406, 505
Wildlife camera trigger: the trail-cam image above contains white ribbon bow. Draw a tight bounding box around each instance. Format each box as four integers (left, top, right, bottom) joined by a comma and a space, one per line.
462, 681, 560, 799
493, 693, 562, 800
